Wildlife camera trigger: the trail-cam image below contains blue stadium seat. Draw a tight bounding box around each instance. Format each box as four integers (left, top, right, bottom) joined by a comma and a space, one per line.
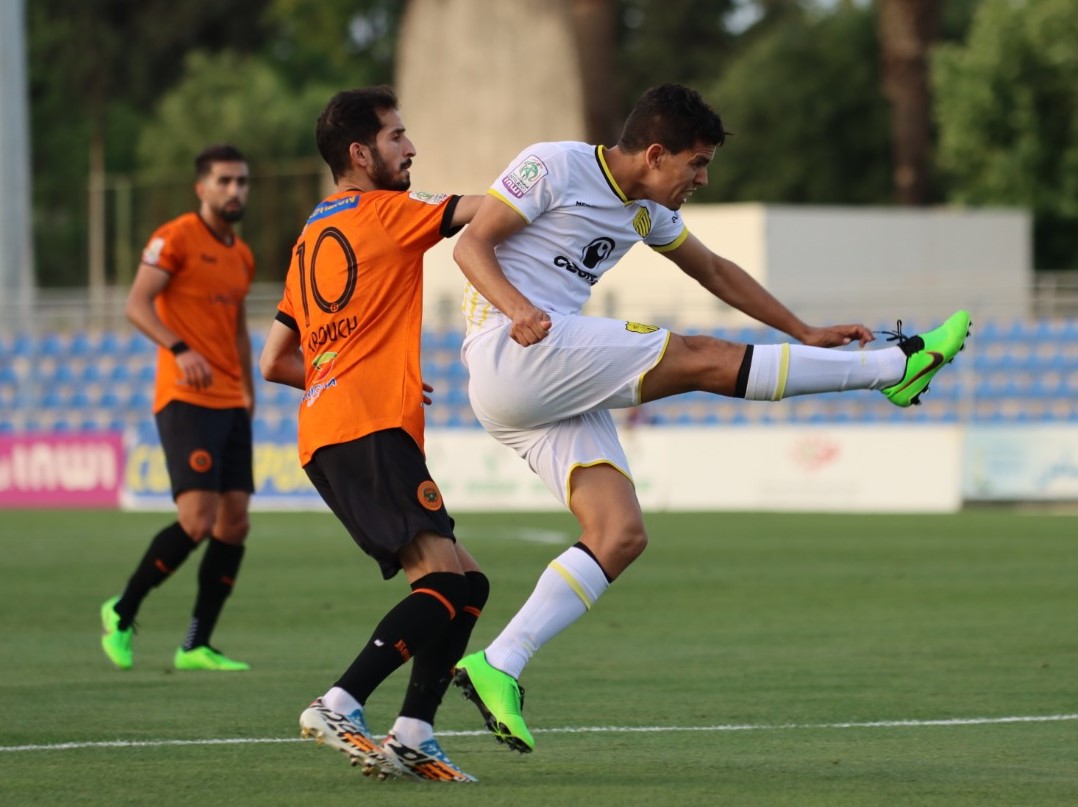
38, 332, 68, 358
11, 332, 35, 356
108, 364, 132, 383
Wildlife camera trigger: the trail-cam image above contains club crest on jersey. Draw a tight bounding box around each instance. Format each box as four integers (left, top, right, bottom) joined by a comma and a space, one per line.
409, 191, 448, 205
632, 207, 652, 238
501, 155, 548, 198
625, 321, 659, 334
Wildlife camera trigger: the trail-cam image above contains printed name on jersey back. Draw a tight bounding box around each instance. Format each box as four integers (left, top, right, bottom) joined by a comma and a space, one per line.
501, 155, 549, 198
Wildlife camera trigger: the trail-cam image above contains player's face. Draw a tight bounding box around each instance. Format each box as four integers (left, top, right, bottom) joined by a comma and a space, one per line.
370, 109, 416, 191
657, 142, 715, 210
197, 161, 249, 223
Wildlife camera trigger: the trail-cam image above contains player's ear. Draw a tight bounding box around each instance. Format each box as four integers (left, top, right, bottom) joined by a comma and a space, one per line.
349, 141, 369, 168
644, 143, 665, 171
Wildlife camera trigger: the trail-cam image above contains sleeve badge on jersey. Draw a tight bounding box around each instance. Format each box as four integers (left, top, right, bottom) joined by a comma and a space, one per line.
409, 191, 449, 205
625, 321, 659, 334
501, 155, 548, 199
142, 237, 165, 265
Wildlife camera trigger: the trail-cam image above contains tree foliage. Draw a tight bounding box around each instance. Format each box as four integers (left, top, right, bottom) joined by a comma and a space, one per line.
701, 3, 892, 204
135, 51, 330, 174
933, 0, 1078, 267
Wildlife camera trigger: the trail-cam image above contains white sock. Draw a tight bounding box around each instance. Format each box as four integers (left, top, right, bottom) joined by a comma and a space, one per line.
485, 546, 610, 680
390, 716, 434, 748
743, 344, 907, 400
322, 686, 362, 717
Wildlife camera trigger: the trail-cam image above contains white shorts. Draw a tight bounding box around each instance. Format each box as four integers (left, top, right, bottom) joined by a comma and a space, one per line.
462, 313, 670, 506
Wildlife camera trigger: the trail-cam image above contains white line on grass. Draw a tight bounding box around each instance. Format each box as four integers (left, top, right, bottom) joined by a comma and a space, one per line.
3, 713, 1076, 754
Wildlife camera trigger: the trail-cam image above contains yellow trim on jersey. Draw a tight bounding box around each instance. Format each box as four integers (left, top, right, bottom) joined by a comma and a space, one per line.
563, 460, 635, 508
596, 145, 630, 204
651, 226, 690, 253
487, 188, 530, 223
549, 560, 594, 610
773, 343, 790, 400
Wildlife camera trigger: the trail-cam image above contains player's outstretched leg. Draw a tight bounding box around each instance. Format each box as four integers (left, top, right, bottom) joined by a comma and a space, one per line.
376, 733, 477, 782
100, 596, 134, 670
453, 651, 534, 753
299, 697, 400, 776
882, 309, 971, 407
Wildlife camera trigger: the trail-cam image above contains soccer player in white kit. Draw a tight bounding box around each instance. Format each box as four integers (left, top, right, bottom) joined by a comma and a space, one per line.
451, 84, 970, 753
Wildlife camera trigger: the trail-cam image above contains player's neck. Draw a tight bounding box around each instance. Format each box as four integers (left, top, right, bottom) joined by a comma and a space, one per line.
601, 146, 647, 201
337, 168, 377, 194
198, 209, 235, 244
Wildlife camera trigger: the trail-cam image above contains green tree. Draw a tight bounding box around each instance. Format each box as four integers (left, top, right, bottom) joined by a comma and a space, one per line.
265, 0, 401, 91
933, 0, 1078, 269
616, 0, 737, 114
700, 3, 891, 204
136, 51, 329, 172
27, 0, 273, 287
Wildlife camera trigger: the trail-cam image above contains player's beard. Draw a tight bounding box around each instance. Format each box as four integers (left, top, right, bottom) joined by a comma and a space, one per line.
370, 148, 411, 191
216, 201, 246, 223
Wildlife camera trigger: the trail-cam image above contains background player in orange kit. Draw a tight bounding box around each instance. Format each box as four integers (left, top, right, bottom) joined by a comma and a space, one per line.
260, 86, 484, 782
100, 144, 256, 672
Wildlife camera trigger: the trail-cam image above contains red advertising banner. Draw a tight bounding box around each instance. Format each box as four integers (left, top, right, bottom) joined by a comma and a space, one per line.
0, 433, 123, 508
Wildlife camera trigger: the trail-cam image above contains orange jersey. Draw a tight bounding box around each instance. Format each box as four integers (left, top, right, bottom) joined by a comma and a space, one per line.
140, 212, 255, 412
275, 190, 460, 465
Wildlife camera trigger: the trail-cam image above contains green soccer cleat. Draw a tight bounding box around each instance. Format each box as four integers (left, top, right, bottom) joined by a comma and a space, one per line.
173, 645, 250, 671
881, 309, 971, 407
100, 596, 133, 670
453, 651, 534, 753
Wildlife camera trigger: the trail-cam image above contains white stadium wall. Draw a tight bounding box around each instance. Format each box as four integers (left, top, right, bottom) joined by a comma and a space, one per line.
425, 425, 964, 513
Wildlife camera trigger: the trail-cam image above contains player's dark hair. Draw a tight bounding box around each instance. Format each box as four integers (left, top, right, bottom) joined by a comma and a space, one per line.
316, 86, 400, 182
617, 84, 728, 154
194, 144, 247, 178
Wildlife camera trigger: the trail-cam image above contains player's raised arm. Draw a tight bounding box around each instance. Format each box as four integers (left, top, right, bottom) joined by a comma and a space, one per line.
453, 195, 552, 347
663, 232, 874, 348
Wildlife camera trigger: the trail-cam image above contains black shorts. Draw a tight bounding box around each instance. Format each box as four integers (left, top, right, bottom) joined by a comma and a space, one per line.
304, 428, 455, 580
155, 401, 254, 499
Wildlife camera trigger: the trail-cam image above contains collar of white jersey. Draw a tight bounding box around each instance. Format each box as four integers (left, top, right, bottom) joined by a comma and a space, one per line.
595, 145, 633, 206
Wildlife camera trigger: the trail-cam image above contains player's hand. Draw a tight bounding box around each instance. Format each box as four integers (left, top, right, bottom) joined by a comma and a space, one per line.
800, 323, 875, 348
176, 350, 213, 390
509, 306, 552, 347
421, 381, 434, 406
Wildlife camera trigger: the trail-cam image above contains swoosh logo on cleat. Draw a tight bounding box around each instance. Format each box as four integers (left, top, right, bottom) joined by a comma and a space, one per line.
893, 351, 944, 393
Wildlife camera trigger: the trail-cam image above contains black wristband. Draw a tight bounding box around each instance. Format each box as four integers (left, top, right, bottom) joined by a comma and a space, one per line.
168, 340, 190, 356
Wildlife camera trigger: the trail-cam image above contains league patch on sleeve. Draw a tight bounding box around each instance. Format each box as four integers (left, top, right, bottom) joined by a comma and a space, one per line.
409, 191, 449, 205
500, 155, 548, 199
142, 237, 165, 265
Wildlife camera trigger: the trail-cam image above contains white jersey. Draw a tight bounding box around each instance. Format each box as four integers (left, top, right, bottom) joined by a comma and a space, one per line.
462, 141, 688, 333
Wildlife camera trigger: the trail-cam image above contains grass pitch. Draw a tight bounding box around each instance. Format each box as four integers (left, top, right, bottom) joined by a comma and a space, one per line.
1, 508, 1075, 806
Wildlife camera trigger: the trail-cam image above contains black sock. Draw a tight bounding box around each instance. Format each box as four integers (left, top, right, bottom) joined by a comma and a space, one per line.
114, 522, 197, 629
399, 571, 490, 725
335, 572, 468, 705
184, 538, 245, 650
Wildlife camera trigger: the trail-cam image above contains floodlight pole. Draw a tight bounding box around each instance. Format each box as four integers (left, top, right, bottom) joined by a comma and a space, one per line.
0, 0, 36, 323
